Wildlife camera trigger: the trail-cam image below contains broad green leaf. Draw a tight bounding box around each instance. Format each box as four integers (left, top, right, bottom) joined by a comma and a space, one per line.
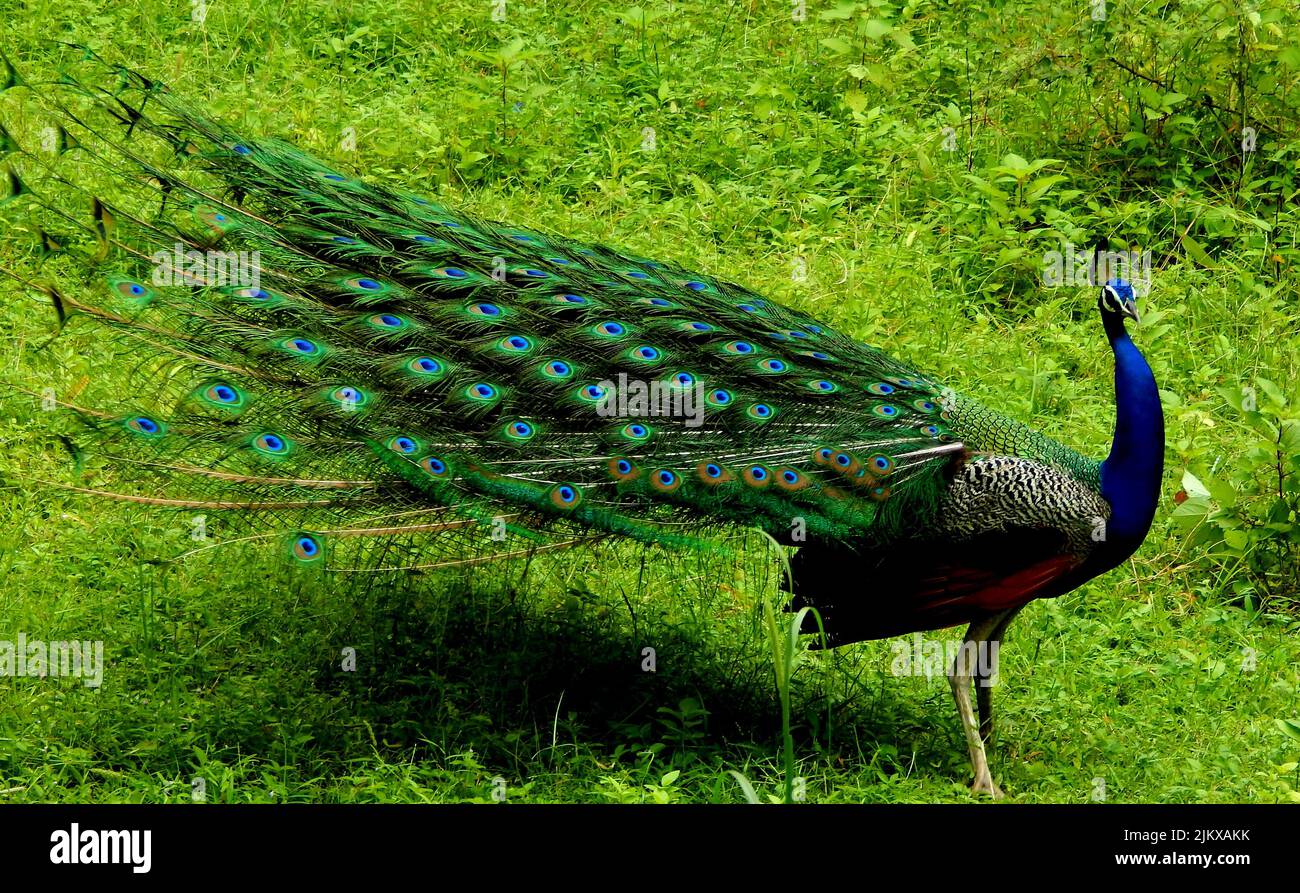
1276, 719, 1300, 743
1025, 175, 1067, 202
1000, 152, 1030, 172
1180, 233, 1216, 269
861, 18, 892, 40
819, 1, 857, 20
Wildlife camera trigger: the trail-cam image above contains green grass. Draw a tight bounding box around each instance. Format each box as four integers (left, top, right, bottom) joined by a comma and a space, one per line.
1, 0, 1298, 803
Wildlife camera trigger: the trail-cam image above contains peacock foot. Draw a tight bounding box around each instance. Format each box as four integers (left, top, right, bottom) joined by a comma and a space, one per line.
970, 773, 1005, 800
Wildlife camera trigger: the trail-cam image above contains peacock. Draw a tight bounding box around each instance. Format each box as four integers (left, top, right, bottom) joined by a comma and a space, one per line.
0, 46, 1164, 798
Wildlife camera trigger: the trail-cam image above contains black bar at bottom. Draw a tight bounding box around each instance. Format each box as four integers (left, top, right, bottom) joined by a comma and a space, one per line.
0, 803, 1282, 878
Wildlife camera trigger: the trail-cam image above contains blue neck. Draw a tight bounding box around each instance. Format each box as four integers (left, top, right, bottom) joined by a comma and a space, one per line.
1098, 313, 1164, 550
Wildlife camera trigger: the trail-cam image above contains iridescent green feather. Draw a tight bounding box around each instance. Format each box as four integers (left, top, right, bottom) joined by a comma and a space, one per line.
0, 45, 1100, 574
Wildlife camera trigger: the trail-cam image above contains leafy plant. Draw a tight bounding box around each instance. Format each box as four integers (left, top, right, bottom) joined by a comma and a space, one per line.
1173, 378, 1300, 612
1276, 718, 1300, 802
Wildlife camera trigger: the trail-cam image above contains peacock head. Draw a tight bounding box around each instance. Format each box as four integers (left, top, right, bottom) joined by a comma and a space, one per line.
1098, 278, 1139, 323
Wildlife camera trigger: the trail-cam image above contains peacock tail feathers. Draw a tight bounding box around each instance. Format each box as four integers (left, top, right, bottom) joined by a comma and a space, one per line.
0, 45, 1100, 574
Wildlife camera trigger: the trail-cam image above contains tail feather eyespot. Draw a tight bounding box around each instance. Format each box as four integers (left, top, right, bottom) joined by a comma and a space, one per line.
541, 359, 575, 381
831, 451, 861, 477
650, 468, 682, 493
617, 422, 652, 443
124, 415, 166, 438
368, 312, 410, 331
498, 335, 534, 354
774, 467, 809, 491
592, 320, 627, 338
407, 356, 446, 378
109, 277, 155, 306
504, 419, 536, 441
387, 434, 422, 454
549, 483, 583, 509
419, 455, 450, 478
465, 382, 500, 403
696, 461, 733, 485
193, 204, 238, 235
251, 432, 292, 457
577, 383, 607, 404
706, 389, 733, 408
608, 457, 641, 481
867, 453, 896, 475
629, 345, 662, 362
280, 336, 322, 358
343, 276, 389, 295
467, 301, 505, 319
327, 384, 370, 411
289, 533, 324, 564
197, 381, 247, 412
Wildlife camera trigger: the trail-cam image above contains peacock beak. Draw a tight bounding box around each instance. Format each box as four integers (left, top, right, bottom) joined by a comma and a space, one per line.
1120, 298, 1140, 323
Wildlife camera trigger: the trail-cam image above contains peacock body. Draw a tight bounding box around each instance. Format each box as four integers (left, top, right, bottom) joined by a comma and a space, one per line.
0, 47, 1164, 798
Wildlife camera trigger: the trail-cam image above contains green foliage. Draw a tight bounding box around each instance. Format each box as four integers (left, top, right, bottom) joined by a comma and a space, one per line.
1276, 718, 1300, 801
1174, 378, 1300, 612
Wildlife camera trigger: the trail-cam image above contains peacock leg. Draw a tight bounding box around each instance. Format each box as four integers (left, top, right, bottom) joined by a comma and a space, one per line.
975, 606, 1023, 746
948, 613, 1007, 799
